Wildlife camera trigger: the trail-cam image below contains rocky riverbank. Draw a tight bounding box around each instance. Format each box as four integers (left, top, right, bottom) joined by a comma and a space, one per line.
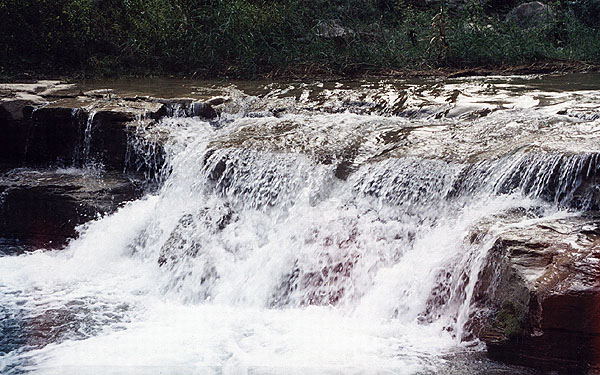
0, 80, 219, 249
467, 213, 600, 372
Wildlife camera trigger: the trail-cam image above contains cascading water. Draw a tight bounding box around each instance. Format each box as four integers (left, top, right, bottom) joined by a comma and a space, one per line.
81, 111, 96, 167
1, 75, 599, 374
69, 109, 99, 169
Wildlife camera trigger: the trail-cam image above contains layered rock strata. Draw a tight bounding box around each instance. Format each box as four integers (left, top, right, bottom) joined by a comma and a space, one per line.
0, 81, 216, 250
471, 215, 600, 372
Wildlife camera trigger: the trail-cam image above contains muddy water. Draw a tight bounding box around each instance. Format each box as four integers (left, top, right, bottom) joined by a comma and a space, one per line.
1, 73, 599, 374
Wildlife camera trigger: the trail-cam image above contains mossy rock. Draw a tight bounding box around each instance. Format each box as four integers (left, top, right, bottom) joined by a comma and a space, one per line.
494, 300, 526, 339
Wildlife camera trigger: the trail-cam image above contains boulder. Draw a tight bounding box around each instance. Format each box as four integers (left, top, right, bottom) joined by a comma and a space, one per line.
0, 81, 194, 170
315, 20, 355, 39
191, 101, 217, 119
206, 96, 229, 106
0, 169, 143, 251
470, 214, 600, 372
507, 2, 554, 27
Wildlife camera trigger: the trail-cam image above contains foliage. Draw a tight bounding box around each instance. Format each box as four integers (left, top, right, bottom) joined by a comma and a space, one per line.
0, 0, 598, 78
568, 0, 600, 29
495, 300, 526, 339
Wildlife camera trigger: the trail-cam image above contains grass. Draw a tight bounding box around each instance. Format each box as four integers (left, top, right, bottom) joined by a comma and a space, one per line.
0, 0, 599, 79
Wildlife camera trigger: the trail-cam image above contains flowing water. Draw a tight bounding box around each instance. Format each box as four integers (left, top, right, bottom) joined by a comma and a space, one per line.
2, 74, 600, 374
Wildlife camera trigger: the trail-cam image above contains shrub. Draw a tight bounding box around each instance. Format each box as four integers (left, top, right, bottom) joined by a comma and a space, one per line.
0, 0, 598, 78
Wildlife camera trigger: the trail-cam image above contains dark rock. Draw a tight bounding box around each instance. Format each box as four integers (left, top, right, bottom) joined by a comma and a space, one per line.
0, 105, 136, 170
192, 101, 217, 119
151, 98, 216, 119
507, 2, 554, 27
31, 107, 75, 122
150, 104, 168, 120
94, 109, 136, 123
0, 169, 143, 250
151, 98, 193, 117
20, 107, 81, 167
206, 97, 228, 106
470, 215, 600, 372
85, 112, 130, 170
0, 82, 169, 171
0, 95, 50, 167
0, 117, 31, 168
0, 97, 46, 121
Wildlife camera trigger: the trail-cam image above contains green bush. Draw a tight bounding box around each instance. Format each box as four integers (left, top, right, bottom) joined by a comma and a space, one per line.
0, 0, 598, 78
569, 0, 600, 29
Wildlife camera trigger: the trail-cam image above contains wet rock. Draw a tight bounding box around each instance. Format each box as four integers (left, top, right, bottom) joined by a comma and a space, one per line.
19, 107, 83, 167
0, 81, 197, 170
0, 81, 75, 98
158, 204, 234, 267
150, 98, 193, 117
0, 82, 171, 251
470, 215, 600, 372
557, 108, 600, 122
93, 100, 167, 121
191, 101, 217, 119
272, 252, 359, 307
507, 2, 554, 27
149, 98, 217, 119
0, 94, 47, 121
0, 92, 50, 168
206, 96, 228, 106
0, 169, 143, 250
0, 106, 82, 168
156, 205, 234, 302
157, 213, 200, 268
83, 89, 114, 98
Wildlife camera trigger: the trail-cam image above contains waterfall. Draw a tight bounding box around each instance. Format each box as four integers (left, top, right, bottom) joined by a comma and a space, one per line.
1, 77, 599, 374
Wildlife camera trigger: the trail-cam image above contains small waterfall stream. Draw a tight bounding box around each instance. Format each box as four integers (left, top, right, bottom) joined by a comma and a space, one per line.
1, 75, 599, 374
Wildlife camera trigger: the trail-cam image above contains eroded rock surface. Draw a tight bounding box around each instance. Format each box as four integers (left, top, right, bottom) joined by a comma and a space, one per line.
0, 80, 218, 250
0, 169, 144, 250
471, 214, 600, 372
0, 80, 216, 169
2, 77, 600, 372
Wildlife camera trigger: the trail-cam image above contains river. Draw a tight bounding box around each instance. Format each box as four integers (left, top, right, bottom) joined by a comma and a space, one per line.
2, 73, 600, 374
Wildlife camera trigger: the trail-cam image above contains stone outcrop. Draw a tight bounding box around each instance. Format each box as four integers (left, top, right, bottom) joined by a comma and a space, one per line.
0, 81, 217, 250
470, 214, 600, 372
0, 81, 217, 170
0, 169, 143, 251
507, 2, 554, 27
2, 78, 600, 372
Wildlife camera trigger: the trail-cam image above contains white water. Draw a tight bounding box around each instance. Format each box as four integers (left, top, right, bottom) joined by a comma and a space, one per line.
2, 78, 598, 374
